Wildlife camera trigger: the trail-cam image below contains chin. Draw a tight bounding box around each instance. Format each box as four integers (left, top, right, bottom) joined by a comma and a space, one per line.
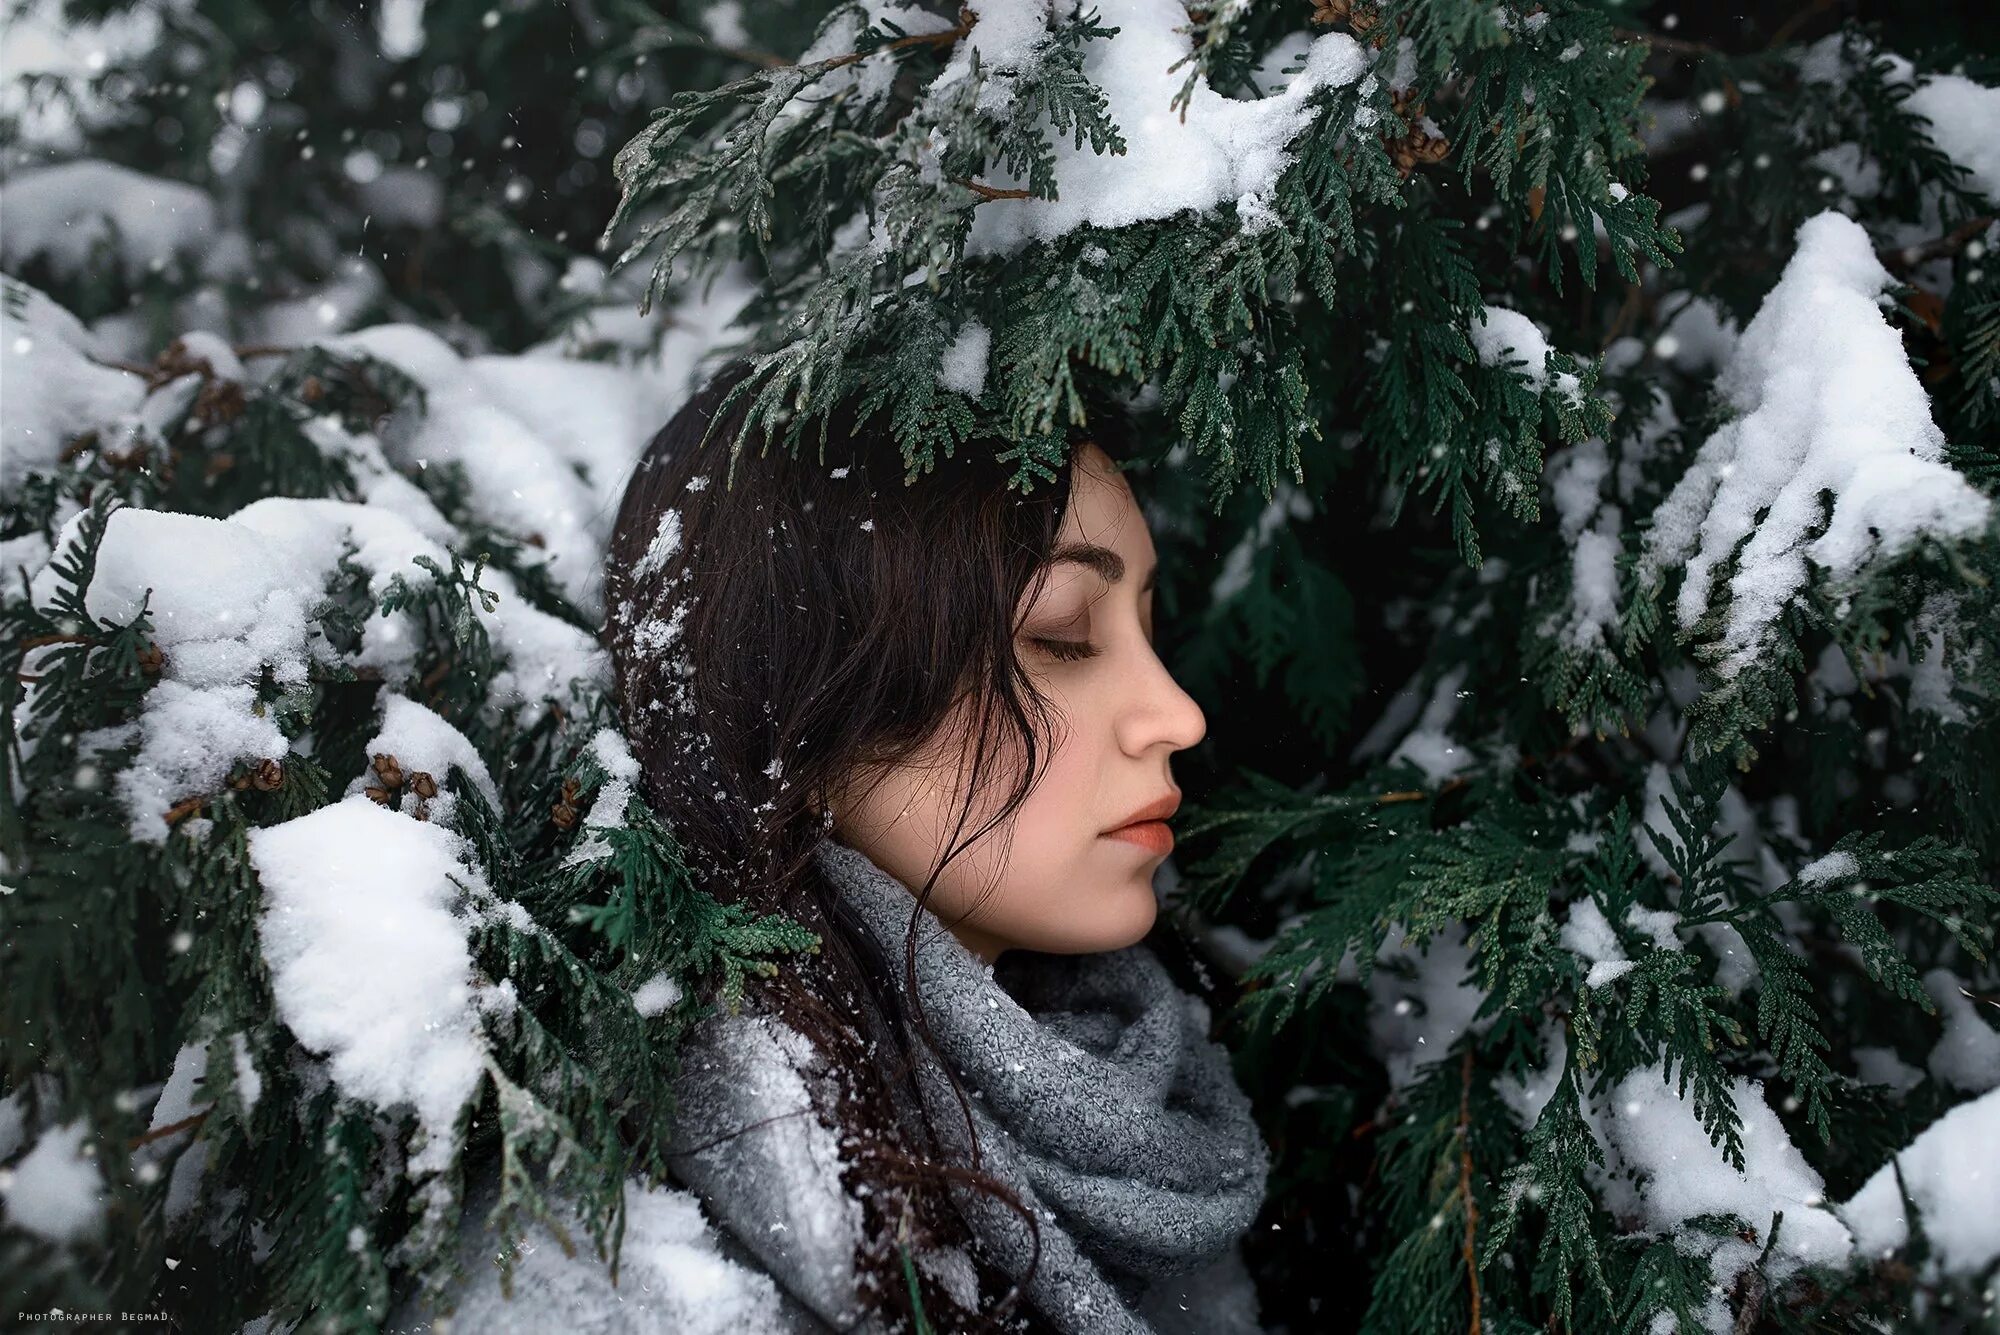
1087, 882, 1158, 953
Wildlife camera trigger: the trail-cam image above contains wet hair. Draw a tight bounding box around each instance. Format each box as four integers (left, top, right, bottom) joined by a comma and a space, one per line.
604, 357, 1138, 1331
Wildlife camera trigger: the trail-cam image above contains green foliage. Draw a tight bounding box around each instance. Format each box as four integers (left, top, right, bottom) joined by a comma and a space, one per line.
5, 1, 1998, 1333
0, 380, 815, 1330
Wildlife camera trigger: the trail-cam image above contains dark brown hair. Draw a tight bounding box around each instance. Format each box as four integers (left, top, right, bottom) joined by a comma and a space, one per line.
604, 357, 1136, 1331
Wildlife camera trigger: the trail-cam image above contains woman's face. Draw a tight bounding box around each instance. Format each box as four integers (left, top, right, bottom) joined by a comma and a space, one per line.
827, 442, 1207, 963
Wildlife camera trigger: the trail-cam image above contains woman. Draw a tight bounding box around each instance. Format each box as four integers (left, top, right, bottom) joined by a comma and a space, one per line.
399, 360, 1272, 1334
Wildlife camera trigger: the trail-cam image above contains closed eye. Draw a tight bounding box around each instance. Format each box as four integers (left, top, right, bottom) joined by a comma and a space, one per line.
1031, 637, 1100, 662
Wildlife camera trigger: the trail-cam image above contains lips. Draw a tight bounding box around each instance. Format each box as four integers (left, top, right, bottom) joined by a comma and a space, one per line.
1102, 789, 1180, 856
1104, 819, 1174, 856
1106, 789, 1180, 830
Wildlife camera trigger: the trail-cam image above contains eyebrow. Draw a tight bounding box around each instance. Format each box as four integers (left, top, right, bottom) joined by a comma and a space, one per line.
1049, 542, 1157, 592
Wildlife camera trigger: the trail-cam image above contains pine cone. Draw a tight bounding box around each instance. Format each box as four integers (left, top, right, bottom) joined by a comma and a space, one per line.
1387, 126, 1451, 177
136, 643, 165, 675
409, 771, 438, 800
251, 759, 284, 792
371, 753, 404, 788
551, 777, 582, 829
1311, 0, 1378, 33
194, 378, 247, 426
364, 785, 394, 806
299, 374, 325, 403
149, 337, 209, 390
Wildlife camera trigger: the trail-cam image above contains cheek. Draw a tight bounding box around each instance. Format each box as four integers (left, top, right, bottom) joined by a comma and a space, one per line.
978, 856, 1159, 954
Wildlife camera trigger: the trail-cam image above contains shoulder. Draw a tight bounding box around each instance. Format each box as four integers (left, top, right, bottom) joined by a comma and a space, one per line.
382, 1154, 825, 1334
665, 1001, 877, 1331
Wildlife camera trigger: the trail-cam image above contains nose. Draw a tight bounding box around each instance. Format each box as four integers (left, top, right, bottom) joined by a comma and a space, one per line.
1118, 640, 1207, 758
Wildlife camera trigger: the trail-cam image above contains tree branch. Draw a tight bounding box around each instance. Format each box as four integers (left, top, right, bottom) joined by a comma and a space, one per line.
1879, 214, 1998, 273
954, 176, 1033, 202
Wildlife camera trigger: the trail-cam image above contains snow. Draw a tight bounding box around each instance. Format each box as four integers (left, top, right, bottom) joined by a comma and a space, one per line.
317, 324, 683, 621
249, 795, 498, 1175
1906, 594, 1970, 723
1503, 1022, 1854, 1321
530, 258, 756, 384
959, 2, 1367, 256
1904, 73, 2000, 201
22, 497, 597, 838
1795, 850, 1858, 885
1561, 898, 1634, 987
1851, 1046, 1925, 1095
0, 1092, 24, 1162
1494, 1018, 1571, 1129
228, 497, 608, 721
927, 0, 1058, 110
1211, 482, 1312, 603
243, 256, 384, 345
1920, 969, 2000, 1093
1639, 212, 1992, 679
1561, 898, 1682, 988
1838, 1085, 2000, 1279
631, 972, 685, 1018
0, 0, 177, 148
1469, 305, 1552, 393
1386, 665, 1469, 784
228, 1032, 263, 1114
1625, 905, 1682, 954
562, 729, 644, 868
938, 320, 992, 397
1654, 295, 1739, 376
376, 0, 426, 61
34, 507, 316, 651
392, 1171, 789, 1334
699, 1, 749, 48
140, 1041, 211, 1225
1806, 142, 1881, 202
1, 279, 147, 492
0, 160, 216, 284
1366, 923, 1491, 1090
1546, 439, 1623, 649
631, 509, 683, 580
1599, 1066, 1853, 1289
0, 1121, 107, 1245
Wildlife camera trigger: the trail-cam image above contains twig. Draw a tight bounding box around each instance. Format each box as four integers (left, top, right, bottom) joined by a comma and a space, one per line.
164, 795, 208, 826
1878, 214, 1998, 273
231, 343, 298, 361
1379, 776, 1470, 804
820, 8, 974, 73
128, 1109, 208, 1150
1612, 26, 1722, 60
954, 177, 1033, 202
1601, 280, 1645, 352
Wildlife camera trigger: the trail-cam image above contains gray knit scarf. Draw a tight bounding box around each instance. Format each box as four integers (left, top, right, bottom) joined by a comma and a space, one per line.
667, 836, 1272, 1334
